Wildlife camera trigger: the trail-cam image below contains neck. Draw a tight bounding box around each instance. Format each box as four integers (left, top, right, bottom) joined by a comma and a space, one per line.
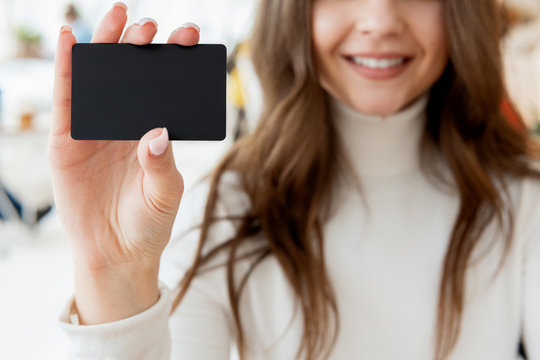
331, 94, 429, 179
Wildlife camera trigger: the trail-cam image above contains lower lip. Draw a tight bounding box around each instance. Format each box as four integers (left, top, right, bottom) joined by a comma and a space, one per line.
345, 58, 412, 81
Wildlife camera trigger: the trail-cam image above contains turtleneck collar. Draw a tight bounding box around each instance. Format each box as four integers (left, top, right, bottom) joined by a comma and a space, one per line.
331, 94, 429, 179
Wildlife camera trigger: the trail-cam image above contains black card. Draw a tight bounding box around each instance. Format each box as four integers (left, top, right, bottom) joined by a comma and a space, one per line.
71, 43, 226, 140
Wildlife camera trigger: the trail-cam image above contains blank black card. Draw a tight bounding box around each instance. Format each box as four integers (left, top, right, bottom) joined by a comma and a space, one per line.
71, 43, 226, 140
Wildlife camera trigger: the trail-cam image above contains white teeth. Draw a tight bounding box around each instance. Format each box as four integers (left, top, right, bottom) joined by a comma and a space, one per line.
350, 56, 405, 69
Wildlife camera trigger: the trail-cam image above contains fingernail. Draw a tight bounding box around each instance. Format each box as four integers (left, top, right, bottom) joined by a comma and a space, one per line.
149, 128, 169, 157
137, 17, 158, 28
113, 2, 128, 12
60, 25, 72, 34
181, 22, 200, 32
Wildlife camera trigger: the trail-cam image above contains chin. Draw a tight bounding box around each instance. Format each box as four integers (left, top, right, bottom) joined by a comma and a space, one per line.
347, 98, 405, 116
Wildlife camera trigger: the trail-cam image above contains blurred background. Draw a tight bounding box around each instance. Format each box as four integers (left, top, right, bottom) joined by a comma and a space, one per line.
0, 0, 538, 359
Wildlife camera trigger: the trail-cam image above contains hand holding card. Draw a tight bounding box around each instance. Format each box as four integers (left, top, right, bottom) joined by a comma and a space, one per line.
48, 2, 201, 325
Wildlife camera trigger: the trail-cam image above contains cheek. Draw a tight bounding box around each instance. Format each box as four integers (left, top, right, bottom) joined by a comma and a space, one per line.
428, 27, 448, 67
411, 6, 449, 80
312, 3, 348, 91
420, 8, 448, 65
312, 3, 345, 60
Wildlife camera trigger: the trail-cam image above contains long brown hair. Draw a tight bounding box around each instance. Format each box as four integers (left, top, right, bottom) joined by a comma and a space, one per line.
172, 0, 540, 359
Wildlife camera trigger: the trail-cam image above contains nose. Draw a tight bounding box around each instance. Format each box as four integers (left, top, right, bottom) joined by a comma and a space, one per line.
354, 0, 406, 39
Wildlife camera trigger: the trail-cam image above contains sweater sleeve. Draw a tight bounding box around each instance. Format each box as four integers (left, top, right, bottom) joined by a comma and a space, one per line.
59, 279, 233, 360
521, 177, 540, 359
59, 284, 173, 359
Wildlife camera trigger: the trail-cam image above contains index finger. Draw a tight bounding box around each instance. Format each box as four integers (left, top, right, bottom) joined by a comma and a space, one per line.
51, 26, 77, 138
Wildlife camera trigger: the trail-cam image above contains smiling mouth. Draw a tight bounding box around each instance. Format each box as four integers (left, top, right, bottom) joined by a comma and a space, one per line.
345, 56, 413, 69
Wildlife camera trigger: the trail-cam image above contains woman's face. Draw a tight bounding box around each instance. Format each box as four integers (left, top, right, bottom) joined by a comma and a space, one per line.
312, 0, 449, 116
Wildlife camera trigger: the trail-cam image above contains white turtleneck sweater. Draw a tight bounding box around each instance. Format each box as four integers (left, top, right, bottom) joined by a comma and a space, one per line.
60, 95, 540, 360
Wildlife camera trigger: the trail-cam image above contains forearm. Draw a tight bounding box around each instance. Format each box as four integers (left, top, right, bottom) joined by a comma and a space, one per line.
74, 262, 160, 325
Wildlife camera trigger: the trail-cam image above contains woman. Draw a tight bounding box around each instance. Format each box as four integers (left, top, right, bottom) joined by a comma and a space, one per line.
51, 0, 540, 359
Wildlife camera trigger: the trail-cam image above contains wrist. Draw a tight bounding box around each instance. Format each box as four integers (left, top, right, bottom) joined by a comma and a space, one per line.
74, 262, 160, 325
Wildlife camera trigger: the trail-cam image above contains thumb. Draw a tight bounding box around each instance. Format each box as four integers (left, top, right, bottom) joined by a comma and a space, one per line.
137, 128, 183, 214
